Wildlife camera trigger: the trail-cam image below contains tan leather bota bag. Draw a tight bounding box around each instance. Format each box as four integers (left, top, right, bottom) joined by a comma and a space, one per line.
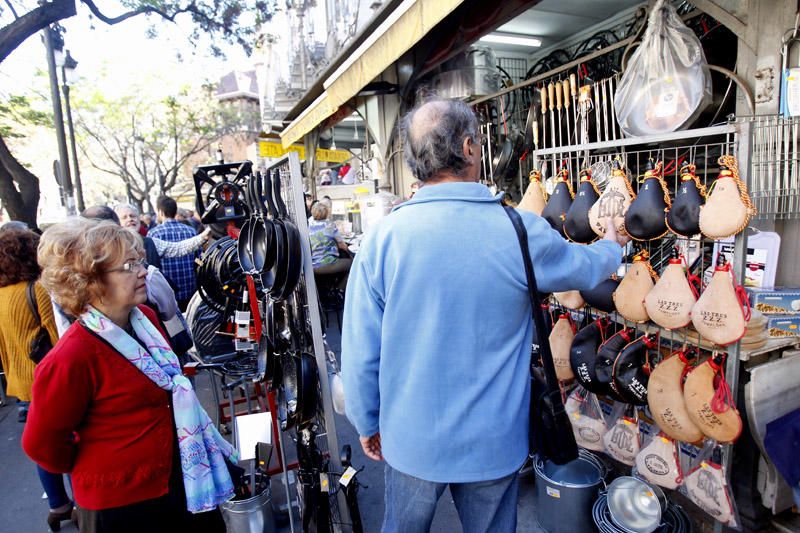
613, 251, 657, 323
554, 290, 585, 310
698, 155, 755, 239
550, 313, 576, 381
518, 169, 548, 215
589, 159, 635, 237
647, 349, 704, 443
644, 251, 699, 330
691, 257, 750, 346
683, 355, 742, 443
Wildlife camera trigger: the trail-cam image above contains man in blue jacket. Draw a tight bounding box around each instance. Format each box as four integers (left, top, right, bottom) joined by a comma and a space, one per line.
342, 98, 627, 532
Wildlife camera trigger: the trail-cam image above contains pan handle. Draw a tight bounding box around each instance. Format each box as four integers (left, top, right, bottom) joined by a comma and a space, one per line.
263, 170, 279, 219
272, 170, 289, 219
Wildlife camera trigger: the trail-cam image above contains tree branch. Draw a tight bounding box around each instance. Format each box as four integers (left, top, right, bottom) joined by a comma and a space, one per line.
80, 0, 197, 25
0, 0, 77, 64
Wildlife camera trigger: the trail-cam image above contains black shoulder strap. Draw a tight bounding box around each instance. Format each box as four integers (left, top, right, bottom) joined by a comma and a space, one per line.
25, 281, 41, 323
503, 206, 561, 392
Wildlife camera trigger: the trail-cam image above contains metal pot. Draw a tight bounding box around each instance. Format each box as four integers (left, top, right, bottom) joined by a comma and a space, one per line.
534, 451, 605, 533
221, 486, 276, 533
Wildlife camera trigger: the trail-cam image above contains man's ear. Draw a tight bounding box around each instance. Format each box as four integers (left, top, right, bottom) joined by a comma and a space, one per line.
463, 136, 473, 157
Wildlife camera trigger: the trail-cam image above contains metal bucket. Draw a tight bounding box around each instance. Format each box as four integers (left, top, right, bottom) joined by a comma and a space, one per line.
221, 487, 277, 533
534, 452, 605, 533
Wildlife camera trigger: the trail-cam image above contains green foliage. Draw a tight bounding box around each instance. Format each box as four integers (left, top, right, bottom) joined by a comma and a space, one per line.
0, 94, 51, 139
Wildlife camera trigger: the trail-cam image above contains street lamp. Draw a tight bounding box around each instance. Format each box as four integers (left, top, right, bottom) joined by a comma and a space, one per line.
60, 49, 85, 211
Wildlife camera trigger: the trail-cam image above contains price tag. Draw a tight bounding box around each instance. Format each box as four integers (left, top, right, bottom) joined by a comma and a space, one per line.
339, 466, 357, 487
320, 473, 330, 493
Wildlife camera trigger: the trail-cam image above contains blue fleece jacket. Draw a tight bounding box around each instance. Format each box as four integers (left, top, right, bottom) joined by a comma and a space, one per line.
341, 182, 621, 482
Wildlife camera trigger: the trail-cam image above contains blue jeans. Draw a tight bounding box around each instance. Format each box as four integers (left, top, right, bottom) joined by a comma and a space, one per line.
382, 464, 519, 533
36, 465, 71, 509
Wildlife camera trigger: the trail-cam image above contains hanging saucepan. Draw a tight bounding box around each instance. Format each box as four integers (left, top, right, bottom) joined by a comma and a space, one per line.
263, 170, 290, 299
492, 137, 514, 184
271, 169, 303, 301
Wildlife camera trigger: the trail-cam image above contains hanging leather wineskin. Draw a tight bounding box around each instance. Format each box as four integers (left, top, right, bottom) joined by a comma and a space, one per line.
613, 250, 658, 323
580, 277, 620, 313
517, 168, 547, 215
554, 290, 585, 310
595, 328, 635, 401
589, 158, 635, 237
691, 255, 750, 346
644, 249, 700, 330
550, 313, 576, 381
542, 166, 574, 237
647, 348, 705, 443
699, 155, 755, 239
613, 333, 658, 406
683, 354, 743, 443
624, 160, 671, 240
570, 318, 610, 391
564, 168, 600, 244
666, 163, 706, 237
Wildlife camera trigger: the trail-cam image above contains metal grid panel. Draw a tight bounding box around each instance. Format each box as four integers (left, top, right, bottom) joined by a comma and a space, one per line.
498, 57, 528, 83
749, 115, 800, 219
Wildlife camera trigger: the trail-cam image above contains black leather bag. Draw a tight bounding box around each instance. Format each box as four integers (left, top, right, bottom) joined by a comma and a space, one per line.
505, 206, 579, 465
25, 282, 53, 364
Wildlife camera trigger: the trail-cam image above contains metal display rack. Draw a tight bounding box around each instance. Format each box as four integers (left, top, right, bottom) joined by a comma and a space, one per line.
267, 152, 353, 532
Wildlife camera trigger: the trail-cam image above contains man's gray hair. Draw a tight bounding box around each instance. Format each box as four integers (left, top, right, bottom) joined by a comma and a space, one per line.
114, 203, 140, 216
400, 98, 480, 182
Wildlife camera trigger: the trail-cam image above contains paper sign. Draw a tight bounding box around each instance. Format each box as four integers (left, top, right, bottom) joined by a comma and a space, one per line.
234, 412, 272, 460
339, 466, 357, 487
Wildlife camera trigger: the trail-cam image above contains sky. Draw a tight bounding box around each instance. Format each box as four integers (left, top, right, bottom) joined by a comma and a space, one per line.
0, 1, 264, 222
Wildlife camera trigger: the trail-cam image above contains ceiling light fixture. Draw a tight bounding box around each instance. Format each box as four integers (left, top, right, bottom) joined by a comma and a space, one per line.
479, 33, 542, 47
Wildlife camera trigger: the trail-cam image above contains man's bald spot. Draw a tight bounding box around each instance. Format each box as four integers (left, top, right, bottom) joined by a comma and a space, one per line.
408, 100, 450, 144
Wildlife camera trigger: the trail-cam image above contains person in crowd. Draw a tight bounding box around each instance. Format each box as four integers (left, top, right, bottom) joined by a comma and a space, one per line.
310, 202, 351, 291
149, 196, 201, 310
114, 203, 210, 270
23, 219, 236, 531
304, 193, 314, 220
341, 98, 627, 532
319, 168, 333, 186
0, 228, 73, 530
339, 163, 356, 184
1, 220, 30, 232
142, 212, 156, 230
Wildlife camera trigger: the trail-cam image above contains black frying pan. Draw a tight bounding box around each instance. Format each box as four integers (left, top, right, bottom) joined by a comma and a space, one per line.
271, 170, 303, 301
251, 171, 275, 274
264, 170, 289, 300
237, 174, 257, 273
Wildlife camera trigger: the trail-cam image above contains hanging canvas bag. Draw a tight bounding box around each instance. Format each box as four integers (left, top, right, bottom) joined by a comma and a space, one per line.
614, 0, 712, 136
645, 249, 701, 330
666, 162, 706, 237
589, 159, 635, 237
635, 434, 684, 490
691, 255, 750, 346
683, 354, 742, 443
565, 386, 609, 452
564, 168, 601, 243
550, 313, 577, 381
541, 166, 574, 237
683, 448, 739, 526
647, 348, 705, 443
625, 160, 671, 240
699, 155, 755, 239
570, 317, 610, 391
612, 333, 658, 406
517, 168, 547, 215
603, 406, 641, 465
613, 250, 658, 323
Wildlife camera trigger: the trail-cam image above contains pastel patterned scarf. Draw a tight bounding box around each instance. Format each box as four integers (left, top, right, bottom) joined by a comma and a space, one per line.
81, 306, 238, 513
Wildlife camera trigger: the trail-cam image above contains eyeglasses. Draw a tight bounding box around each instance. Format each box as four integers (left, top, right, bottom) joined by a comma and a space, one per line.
107, 258, 146, 274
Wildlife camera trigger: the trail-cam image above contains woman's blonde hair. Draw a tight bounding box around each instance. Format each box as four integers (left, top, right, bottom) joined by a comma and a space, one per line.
311, 202, 330, 220
38, 218, 144, 316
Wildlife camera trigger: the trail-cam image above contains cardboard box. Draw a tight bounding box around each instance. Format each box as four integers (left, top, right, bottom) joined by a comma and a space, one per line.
748, 288, 800, 315
766, 316, 800, 338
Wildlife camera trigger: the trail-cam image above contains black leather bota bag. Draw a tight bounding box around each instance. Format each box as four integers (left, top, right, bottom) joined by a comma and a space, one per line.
613, 333, 658, 405
564, 169, 601, 244
595, 328, 635, 401
505, 206, 579, 465
542, 169, 574, 238
570, 318, 610, 391
581, 278, 621, 313
666, 163, 705, 237
625, 161, 670, 241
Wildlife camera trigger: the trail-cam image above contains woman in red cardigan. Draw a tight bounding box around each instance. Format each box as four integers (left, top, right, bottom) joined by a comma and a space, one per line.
23, 219, 237, 532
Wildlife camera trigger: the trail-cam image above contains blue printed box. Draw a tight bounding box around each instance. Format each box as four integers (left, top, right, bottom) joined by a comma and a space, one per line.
748, 288, 800, 315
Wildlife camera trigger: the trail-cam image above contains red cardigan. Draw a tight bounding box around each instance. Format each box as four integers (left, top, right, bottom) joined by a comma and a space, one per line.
22, 305, 175, 511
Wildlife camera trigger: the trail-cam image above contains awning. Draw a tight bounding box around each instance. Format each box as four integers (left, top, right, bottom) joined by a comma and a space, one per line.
280, 0, 467, 148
